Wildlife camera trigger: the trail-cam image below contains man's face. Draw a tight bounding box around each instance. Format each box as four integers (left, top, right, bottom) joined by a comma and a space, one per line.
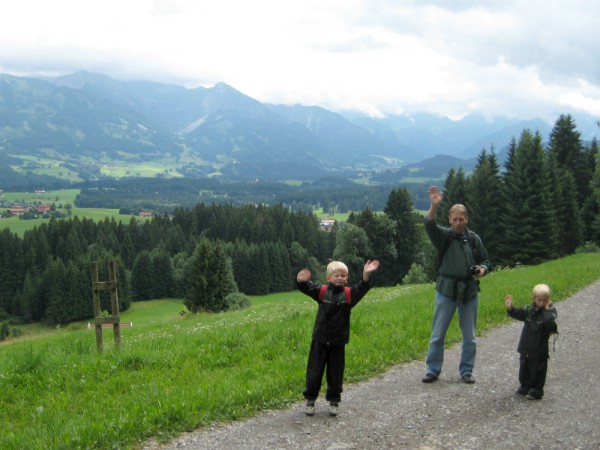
449, 211, 468, 233
327, 270, 349, 286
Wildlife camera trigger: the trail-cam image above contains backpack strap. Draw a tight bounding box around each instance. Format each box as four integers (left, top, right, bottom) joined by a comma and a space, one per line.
318, 285, 352, 304
344, 286, 351, 304
438, 230, 477, 265
318, 284, 327, 301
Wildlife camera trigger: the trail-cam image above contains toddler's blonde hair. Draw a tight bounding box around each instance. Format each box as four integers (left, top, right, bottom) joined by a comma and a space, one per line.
532, 283, 552, 300
327, 261, 348, 276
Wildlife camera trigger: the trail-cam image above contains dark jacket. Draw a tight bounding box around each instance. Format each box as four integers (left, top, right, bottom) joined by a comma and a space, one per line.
424, 218, 490, 302
508, 304, 558, 358
296, 279, 371, 346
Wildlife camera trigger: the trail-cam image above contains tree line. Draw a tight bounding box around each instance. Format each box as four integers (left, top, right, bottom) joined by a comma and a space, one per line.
75, 176, 396, 215
0, 114, 598, 328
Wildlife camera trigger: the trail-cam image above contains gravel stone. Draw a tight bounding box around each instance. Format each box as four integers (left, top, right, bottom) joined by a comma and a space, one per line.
145, 280, 600, 450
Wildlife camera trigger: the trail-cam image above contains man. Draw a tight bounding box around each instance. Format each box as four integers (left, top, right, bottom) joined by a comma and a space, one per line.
422, 186, 490, 384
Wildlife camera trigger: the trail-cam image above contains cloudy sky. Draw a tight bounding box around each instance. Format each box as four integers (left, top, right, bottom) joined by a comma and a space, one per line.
1, 0, 599, 122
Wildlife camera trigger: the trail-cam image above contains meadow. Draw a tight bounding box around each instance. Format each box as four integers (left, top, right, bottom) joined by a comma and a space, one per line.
0, 189, 143, 236
0, 253, 599, 449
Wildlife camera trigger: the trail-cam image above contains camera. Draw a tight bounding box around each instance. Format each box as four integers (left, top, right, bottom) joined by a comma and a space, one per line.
467, 265, 481, 277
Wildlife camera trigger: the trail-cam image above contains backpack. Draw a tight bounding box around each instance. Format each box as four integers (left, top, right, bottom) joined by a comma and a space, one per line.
438, 229, 478, 266
318, 284, 352, 304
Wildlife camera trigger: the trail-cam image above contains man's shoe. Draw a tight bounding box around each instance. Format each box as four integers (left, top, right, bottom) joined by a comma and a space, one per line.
422, 373, 438, 383
328, 402, 339, 417
461, 374, 475, 384
304, 401, 315, 416
515, 386, 528, 395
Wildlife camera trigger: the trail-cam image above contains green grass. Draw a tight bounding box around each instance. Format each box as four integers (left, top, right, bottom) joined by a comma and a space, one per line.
312, 207, 351, 222
1, 190, 148, 236
99, 162, 182, 178
0, 253, 599, 449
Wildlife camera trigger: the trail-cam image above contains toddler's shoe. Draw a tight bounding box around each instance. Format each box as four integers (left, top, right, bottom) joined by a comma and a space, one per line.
304, 401, 315, 416
515, 386, 528, 395
328, 402, 339, 417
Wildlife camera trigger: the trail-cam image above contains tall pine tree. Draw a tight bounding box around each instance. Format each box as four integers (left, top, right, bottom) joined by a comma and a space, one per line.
466, 149, 504, 264
499, 129, 558, 265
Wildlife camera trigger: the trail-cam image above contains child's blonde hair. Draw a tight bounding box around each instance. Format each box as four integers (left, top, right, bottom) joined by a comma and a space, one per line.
532, 283, 552, 300
327, 261, 348, 276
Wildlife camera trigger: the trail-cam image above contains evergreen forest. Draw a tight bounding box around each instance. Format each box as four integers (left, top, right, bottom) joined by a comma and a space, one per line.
0, 114, 599, 328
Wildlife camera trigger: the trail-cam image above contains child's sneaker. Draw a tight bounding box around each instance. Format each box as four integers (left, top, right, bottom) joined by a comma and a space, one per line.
328, 402, 339, 417
304, 401, 315, 416
515, 386, 528, 395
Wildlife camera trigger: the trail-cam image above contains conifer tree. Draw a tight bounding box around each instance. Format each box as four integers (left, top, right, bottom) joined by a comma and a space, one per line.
438, 167, 469, 223
131, 251, 154, 300
150, 249, 176, 298
0, 228, 24, 316
333, 223, 372, 283
581, 137, 600, 241
382, 187, 421, 284
499, 129, 558, 265
588, 145, 600, 243
184, 238, 237, 313
467, 149, 504, 263
349, 207, 398, 285
44, 258, 69, 324
554, 166, 584, 255
547, 114, 589, 207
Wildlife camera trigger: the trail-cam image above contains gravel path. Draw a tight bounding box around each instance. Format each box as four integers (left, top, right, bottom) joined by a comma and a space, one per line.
146, 280, 600, 450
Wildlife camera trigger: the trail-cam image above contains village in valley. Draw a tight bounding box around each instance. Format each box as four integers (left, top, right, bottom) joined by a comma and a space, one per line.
0, 189, 66, 219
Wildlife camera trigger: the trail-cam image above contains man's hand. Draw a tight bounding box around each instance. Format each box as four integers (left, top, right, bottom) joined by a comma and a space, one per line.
428, 186, 444, 206
472, 266, 486, 279
504, 295, 513, 309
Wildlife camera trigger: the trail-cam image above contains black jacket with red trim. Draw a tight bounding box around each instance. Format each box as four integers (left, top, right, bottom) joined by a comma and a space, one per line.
296, 279, 371, 345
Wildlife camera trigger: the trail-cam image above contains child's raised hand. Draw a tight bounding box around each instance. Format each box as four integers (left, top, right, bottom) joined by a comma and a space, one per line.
504, 295, 513, 309
296, 268, 312, 283
363, 259, 380, 274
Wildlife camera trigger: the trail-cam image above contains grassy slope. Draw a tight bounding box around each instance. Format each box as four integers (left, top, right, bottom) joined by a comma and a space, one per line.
0, 253, 598, 449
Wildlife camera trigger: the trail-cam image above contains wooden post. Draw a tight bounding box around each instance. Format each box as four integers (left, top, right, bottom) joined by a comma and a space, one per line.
91, 261, 121, 352
91, 261, 103, 352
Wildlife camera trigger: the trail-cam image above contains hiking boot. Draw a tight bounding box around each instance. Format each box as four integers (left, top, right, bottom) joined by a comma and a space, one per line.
328, 402, 339, 417
461, 374, 475, 384
304, 401, 315, 416
422, 373, 438, 383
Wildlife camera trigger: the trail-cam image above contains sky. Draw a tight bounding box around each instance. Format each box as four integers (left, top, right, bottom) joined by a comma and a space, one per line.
1, 0, 600, 123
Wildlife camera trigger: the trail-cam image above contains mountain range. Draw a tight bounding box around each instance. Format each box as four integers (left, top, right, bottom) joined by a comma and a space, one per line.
0, 70, 597, 186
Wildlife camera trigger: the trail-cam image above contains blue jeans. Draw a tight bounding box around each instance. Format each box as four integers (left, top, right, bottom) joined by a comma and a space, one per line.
425, 291, 478, 377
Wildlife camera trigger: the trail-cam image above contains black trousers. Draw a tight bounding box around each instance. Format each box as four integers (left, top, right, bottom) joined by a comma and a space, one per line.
519, 355, 548, 397
303, 340, 345, 403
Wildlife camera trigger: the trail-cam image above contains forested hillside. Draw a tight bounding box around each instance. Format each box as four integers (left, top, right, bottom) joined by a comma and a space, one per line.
0, 114, 598, 331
